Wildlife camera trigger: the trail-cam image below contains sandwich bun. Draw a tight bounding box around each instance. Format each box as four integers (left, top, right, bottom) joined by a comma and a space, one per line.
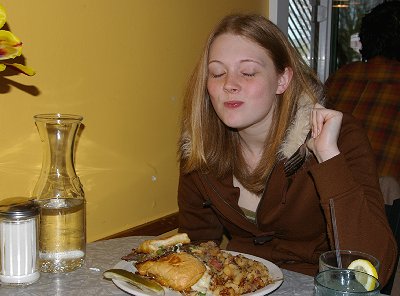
136, 252, 206, 291
137, 233, 190, 254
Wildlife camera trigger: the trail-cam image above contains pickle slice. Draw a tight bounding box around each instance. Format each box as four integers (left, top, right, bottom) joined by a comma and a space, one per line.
104, 268, 165, 295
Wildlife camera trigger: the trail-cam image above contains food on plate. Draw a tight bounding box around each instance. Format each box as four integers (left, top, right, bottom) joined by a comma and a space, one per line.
121, 233, 274, 295
136, 252, 206, 291
136, 232, 191, 253
103, 268, 165, 295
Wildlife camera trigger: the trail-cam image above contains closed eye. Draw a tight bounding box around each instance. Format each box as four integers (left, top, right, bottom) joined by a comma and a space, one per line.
242, 73, 256, 77
210, 73, 225, 78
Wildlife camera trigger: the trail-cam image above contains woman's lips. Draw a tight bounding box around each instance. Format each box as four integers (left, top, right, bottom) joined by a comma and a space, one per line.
224, 101, 243, 108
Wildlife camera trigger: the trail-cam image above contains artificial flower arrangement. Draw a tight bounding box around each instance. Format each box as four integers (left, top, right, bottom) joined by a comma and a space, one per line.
0, 3, 35, 76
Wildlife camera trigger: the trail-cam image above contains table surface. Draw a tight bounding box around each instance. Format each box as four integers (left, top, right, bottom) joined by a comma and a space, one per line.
0, 236, 383, 296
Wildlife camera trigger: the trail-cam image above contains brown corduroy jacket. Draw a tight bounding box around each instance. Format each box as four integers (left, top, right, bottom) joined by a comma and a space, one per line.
178, 114, 397, 286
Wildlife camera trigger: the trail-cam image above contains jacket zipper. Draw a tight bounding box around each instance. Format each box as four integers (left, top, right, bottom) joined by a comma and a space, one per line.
254, 161, 277, 227
202, 161, 278, 229
202, 174, 245, 220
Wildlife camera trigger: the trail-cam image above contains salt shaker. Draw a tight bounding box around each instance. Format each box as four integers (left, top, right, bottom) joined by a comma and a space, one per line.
0, 198, 40, 285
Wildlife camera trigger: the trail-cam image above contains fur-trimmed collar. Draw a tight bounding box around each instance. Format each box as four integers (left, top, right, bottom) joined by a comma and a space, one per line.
278, 94, 313, 159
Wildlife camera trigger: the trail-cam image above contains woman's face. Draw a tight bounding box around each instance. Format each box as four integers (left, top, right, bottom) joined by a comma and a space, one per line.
207, 33, 291, 132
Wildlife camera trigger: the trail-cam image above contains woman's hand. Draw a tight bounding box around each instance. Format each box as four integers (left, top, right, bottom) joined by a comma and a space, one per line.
307, 103, 343, 163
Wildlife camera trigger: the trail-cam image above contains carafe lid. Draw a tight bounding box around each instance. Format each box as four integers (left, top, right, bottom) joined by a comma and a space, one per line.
0, 197, 39, 219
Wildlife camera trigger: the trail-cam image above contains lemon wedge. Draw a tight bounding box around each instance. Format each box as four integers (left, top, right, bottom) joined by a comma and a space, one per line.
347, 259, 378, 291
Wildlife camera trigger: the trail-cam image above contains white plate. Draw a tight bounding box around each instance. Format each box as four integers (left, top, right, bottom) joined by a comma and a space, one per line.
111, 251, 283, 296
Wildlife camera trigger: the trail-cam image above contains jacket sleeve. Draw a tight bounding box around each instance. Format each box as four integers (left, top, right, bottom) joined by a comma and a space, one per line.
177, 170, 224, 244
309, 114, 397, 286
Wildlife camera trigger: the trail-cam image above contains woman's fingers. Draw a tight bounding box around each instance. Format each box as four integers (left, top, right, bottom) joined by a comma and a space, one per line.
311, 104, 325, 138
309, 103, 343, 163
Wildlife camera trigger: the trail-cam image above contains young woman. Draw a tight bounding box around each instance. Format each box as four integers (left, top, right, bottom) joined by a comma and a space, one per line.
177, 14, 397, 286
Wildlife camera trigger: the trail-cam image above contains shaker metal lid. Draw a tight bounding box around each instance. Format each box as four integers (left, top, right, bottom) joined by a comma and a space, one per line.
0, 197, 39, 218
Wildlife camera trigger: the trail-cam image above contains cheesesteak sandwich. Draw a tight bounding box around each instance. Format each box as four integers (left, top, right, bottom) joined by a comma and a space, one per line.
119, 233, 274, 296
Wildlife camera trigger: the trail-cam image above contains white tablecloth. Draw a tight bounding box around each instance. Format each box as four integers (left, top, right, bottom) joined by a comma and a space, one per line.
0, 235, 371, 296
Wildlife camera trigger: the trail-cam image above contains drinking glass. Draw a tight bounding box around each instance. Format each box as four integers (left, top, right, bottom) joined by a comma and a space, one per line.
319, 250, 380, 272
314, 269, 380, 296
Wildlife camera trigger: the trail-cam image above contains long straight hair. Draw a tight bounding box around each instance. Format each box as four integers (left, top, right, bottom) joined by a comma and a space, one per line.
178, 14, 323, 194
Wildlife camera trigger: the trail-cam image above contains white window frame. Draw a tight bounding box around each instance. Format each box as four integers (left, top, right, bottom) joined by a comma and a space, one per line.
269, 0, 289, 35
269, 0, 332, 81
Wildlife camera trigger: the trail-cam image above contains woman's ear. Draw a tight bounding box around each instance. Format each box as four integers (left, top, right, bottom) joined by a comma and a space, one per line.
276, 67, 293, 94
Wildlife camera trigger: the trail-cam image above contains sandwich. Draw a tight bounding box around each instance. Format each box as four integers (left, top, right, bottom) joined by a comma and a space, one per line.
136, 232, 191, 253
124, 233, 207, 292
121, 233, 273, 295
136, 252, 206, 291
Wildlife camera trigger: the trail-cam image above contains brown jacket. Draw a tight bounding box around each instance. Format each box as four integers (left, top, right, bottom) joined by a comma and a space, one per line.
178, 114, 397, 286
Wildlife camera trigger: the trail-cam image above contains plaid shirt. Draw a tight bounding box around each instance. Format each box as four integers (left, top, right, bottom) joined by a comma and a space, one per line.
325, 56, 400, 181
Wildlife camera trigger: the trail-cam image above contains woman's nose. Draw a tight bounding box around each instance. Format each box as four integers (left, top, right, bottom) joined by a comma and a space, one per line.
223, 73, 241, 93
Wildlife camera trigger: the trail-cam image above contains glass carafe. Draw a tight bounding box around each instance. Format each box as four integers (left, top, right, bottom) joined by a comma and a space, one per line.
32, 113, 85, 273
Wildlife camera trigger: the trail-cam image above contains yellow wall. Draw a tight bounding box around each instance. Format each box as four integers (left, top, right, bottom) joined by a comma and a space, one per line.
0, 0, 268, 242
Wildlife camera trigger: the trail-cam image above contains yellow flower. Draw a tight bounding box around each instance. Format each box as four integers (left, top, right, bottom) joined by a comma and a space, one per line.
0, 4, 6, 28
0, 3, 35, 76
0, 30, 23, 60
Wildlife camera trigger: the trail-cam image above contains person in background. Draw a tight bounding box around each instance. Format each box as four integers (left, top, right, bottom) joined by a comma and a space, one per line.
177, 13, 397, 286
325, 1, 400, 191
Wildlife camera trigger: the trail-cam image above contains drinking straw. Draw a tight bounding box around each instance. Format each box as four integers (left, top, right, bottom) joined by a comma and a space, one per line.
329, 199, 342, 268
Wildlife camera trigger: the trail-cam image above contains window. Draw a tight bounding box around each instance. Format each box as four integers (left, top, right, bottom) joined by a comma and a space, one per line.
330, 0, 383, 73
271, 0, 385, 81
288, 0, 331, 81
